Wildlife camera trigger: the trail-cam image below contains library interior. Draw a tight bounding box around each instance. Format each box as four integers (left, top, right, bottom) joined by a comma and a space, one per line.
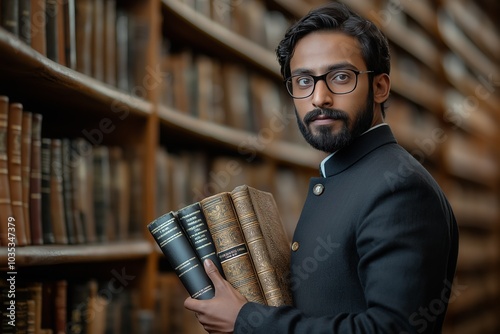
0, 0, 499, 333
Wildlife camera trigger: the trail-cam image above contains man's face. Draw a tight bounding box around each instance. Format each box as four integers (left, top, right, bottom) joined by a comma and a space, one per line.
290, 31, 376, 153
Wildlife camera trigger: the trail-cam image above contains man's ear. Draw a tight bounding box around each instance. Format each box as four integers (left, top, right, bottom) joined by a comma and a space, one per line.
373, 73, 391, 104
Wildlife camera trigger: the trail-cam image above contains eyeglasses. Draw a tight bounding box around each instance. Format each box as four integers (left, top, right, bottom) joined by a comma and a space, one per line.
285, 69, 374, 99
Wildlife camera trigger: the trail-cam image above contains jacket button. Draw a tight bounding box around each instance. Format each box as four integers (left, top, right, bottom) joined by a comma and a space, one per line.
313, 183, 324, 196
291, 241, 299, 251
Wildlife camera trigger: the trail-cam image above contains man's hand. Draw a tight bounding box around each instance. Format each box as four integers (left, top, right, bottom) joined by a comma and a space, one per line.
184, 259, 248, 333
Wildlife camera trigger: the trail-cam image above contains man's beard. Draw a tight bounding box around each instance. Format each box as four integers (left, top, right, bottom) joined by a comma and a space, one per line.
295, 97, 374, 153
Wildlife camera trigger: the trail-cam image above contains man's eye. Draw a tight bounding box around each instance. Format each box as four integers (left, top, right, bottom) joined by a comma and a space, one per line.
332, 72, 351, 83
296, 77, 313, 87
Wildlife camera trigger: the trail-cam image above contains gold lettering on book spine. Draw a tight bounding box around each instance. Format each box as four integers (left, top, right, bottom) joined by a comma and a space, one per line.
201, 193, 265, 304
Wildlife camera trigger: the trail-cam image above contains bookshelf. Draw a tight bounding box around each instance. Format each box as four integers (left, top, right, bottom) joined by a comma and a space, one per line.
0, 0, 498, 332
0, 0, 162, 332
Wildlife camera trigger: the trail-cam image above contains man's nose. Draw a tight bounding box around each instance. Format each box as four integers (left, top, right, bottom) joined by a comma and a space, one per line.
311, 79, 333, 108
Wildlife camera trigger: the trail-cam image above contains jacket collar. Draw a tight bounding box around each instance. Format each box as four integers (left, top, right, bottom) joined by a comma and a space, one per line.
322, 124, 397, 177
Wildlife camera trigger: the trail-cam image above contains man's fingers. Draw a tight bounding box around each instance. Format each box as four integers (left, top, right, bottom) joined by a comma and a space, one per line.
205, 259, 230, 291
184, 296, 199, 312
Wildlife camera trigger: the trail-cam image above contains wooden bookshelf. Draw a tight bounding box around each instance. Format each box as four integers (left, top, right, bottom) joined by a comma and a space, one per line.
0, 0, 162, 330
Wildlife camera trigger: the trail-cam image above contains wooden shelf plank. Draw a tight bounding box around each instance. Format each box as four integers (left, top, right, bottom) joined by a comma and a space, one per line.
443, 0, 500, 63
158, 105, 325, 170
0, 240, 152, 267
437, 10, 500, 82
0, 28, 153, 118
441, 52, 500, 125
400, 0, 441, 39
162, 0, 281, 79
337, 0, 442, 73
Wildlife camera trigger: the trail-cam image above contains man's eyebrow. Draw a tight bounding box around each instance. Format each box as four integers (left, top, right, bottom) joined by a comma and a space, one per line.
290, 62, 358, 76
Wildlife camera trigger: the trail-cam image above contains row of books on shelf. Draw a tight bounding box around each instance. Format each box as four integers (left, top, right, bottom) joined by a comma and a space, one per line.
0, 95, 143, 247
159, 46, 306, 145
155, 146, 307, 239
0, 278, 149, 334
0, 272, 207, 334
0, 0, 145, 92
175, 0, 291, 51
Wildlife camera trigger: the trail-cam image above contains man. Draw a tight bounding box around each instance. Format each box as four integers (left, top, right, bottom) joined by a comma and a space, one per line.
185, 2, 459, 333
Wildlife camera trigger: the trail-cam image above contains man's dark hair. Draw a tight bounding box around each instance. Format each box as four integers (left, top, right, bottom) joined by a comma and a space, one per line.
276, 2, 391, 113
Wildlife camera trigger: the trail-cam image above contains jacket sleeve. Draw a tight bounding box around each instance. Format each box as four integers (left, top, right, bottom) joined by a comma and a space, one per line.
235, 171, 457, 334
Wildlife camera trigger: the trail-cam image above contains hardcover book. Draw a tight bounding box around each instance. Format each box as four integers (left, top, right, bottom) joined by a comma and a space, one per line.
230, 185, 293, 306
148, 211, 215, 300
7, 102, 28, 246
29, 113, 43, 245
200, 192, 266, 304
21, 111, 32, 244
41, 138, 55, 244
176, 202, 225, 277
50, 139, 68, 244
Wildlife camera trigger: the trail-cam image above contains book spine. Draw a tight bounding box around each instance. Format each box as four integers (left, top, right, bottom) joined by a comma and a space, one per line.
200, 193, 266, 304
41, 138, 55, 244
67, 140, 83, 244
231, 186, 290, 306
109, 146, 129, 241
29, 113, 43, 245
27, 282, 42, 334
30, 0, 46, 56
71, 138, 95, 244
54, 280, 68, 334
79, 138, 97, 243
61, 139, 76, 244
176, 202, 225, 278
21, 111, 32, 245
50, 139, 68, 244
8, 102, 28, 246
0, 96, 13, 246
91, 0, 104, 81
115, 7, 129, 91
56, 0, 66, 66
1, 0, 19, 36
19, 0, 32, 44
148, 211, 215, 300
92, 146, 111, 242
103, 0, 116, 86
75, 0, 93, 76
63, 0, 77, 69
45, 0, 59, 62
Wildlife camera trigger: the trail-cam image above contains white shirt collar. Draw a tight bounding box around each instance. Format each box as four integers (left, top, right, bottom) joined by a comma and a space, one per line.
320, 123, 388, 177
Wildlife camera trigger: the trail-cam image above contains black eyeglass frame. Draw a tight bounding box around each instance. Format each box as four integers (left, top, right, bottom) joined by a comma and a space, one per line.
284, 69, 374, 99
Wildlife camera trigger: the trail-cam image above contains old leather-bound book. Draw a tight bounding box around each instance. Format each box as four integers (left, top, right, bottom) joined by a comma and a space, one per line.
7, 102, 28, 246
230, 185, 292, 306
200, 192, 266, 305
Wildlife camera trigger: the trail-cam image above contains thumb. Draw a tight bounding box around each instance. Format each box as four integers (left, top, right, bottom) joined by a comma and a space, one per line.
204, 259, 225, 288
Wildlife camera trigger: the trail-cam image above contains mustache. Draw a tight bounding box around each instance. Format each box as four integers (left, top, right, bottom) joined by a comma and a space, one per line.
303, 108, 349, 125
